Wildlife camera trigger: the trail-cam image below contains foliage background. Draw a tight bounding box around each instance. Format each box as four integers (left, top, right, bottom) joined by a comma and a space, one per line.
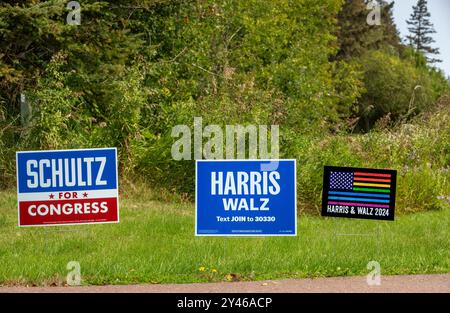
0, 0, 449, 214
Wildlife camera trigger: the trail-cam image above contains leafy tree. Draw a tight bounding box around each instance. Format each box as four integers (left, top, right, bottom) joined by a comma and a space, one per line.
336, 0, 400, 60
0, 0, 447, 193
406, 0, 441, 64
379, 0, 401, 50
336, 0, 372, 59
354, 49, 448, 131
0, 0, 158, 168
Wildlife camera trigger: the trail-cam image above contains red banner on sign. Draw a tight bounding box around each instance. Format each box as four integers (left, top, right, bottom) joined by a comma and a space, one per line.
19, 197, 118, 226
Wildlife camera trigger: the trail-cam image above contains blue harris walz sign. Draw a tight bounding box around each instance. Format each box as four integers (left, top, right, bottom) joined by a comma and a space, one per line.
196, 160, 297, 236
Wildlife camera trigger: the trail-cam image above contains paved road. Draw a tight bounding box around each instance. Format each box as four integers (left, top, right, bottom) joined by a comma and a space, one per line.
1, 274, 449, 293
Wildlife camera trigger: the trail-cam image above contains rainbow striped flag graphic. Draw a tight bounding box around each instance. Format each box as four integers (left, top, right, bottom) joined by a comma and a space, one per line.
322, 166, 396, 220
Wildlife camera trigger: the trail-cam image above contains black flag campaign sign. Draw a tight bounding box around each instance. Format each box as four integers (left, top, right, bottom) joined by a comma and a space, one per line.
321, 166, 397, 221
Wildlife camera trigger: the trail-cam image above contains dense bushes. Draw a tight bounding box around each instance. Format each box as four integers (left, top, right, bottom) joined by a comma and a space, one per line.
295, 100, 450, 214
353, 49, 449, 131
1, 1, 449, 214
135, 0, 370, 196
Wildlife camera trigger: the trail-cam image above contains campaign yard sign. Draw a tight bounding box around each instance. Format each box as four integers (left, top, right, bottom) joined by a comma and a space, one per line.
196, 160, 297, 236
321, 166, 397, 221
16, 148, 119, 227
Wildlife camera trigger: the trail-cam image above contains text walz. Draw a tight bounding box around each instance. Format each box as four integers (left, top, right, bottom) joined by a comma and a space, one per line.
210, 170, 280, 211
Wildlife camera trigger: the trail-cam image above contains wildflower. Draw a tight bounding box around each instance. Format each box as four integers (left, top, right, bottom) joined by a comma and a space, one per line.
199, 266, 206, 272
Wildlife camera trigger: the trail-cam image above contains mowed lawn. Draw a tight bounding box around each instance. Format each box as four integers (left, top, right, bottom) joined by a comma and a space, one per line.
0, 190, 448, 286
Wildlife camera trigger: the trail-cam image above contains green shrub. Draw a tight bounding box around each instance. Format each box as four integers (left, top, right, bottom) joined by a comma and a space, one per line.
287, 102, 450, 214
0, 0, 448, 216
353, 50, 449, 131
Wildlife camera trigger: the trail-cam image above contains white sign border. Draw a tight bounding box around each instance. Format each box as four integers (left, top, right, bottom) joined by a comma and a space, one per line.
16, 147, 120, 228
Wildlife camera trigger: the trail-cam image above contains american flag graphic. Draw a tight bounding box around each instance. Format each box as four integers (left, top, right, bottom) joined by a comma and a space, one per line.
327, 171, 392, 208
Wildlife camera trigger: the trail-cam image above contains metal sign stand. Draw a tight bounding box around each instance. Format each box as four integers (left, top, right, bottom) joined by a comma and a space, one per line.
29, 227, 85, 254
332, 218, 382, 258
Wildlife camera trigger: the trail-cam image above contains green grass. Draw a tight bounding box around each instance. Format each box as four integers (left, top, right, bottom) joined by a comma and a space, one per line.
0, 190, 448, 286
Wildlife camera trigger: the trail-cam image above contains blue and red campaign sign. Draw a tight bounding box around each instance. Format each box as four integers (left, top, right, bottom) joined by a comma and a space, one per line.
196, 160, 297, 236
321, 166, 397, 221
16, 148, 119, 227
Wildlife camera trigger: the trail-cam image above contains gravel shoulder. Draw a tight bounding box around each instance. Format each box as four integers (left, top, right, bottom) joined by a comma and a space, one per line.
1, 274, 449, 293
